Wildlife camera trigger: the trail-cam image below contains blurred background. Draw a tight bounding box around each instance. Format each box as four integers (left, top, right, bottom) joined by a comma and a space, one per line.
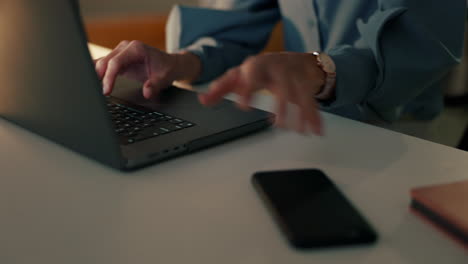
80, 0, 198, 17
81, 0, 199, 51
80, 0, 284, 52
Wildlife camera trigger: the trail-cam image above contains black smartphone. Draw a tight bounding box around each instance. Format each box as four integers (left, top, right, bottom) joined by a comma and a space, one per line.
252, 169, 377, 249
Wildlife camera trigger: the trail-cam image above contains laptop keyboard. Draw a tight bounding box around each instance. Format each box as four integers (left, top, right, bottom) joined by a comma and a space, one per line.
106, 99, 195, 145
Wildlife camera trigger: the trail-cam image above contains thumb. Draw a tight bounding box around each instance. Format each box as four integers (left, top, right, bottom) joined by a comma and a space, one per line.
142, 77, 169, 99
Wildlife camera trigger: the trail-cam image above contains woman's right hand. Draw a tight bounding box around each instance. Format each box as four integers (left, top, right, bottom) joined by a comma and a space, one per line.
94, 40, 201, 99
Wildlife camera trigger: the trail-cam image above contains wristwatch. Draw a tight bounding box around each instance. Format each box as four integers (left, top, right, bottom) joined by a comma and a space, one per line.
312, 51, 336, 100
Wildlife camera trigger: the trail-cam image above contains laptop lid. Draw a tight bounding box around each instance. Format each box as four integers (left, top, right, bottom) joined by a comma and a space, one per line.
0, 0, 124, 168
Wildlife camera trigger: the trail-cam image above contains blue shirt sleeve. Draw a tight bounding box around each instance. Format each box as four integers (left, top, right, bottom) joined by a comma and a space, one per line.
324, 0, 466, 122
166, 1, 280, 83
166, 0, 466, 123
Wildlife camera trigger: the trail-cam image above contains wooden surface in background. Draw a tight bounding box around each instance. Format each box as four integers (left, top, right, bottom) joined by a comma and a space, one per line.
85, 14, 284, 53
264, 22, 284, 53
85, 15, 168, 50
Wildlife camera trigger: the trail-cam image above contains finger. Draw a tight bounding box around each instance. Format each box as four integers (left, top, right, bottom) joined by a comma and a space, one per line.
94, 58, 103, 78
235, 78, 254, 111
296, 110, 307, 134
297, 89, 323, 135
142, 76, 169, 99
310, 99, 323, 135
288, 86, 307, 134
142, 51, 172, 99
102, 44, 143, 95
289, 72, 323, 135
270, 81, 288, 128
93, 58, 102, 65
235, 67, 264, 111
95, 40, 130, 79
143, 80, 153, 99
267, 73, 292, 129
236, 92, 253, 111
274, 96, 288, 128
199, 68, 240, 106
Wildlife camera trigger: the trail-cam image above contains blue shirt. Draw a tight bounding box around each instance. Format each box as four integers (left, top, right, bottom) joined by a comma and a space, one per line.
166, 0, 466, 122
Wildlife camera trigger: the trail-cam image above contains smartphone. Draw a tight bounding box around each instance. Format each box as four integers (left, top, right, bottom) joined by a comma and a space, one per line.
252, 169, 377, 249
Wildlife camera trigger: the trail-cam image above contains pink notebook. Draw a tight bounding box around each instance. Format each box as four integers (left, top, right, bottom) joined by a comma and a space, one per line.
410, 180, 468, 246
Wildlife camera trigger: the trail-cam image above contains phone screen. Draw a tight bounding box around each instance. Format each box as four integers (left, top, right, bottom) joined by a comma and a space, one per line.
252, 169, 377, 249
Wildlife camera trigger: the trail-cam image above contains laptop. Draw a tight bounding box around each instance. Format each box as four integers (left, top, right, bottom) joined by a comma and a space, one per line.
0, 0, 273, 170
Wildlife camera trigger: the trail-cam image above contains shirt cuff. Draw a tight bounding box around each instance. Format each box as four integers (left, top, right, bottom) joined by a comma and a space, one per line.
321, 45, 378, 108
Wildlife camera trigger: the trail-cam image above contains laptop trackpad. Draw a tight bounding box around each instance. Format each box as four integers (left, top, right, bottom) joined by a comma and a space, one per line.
110, 76, 224, 114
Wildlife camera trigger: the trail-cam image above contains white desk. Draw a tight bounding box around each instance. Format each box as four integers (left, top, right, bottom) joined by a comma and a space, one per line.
1, 44, 467, 263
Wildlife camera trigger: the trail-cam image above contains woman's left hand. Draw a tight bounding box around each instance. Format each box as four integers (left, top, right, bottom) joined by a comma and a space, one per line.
198, 52, 326, 135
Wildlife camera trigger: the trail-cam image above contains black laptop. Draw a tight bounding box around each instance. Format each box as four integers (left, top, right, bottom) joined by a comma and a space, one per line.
0, 0, 273, 170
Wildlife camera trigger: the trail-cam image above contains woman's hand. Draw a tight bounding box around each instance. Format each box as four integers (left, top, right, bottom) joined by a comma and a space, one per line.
94, 40, 201, 99
199, 52, 326, 135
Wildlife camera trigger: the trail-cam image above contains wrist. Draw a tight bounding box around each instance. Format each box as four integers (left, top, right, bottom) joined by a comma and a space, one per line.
312, 51, 336, 100
171, 51, 202, 83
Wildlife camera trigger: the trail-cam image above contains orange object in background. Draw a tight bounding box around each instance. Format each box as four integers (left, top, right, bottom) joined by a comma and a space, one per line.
84, 14, 284, 53
85, 14, 168, 50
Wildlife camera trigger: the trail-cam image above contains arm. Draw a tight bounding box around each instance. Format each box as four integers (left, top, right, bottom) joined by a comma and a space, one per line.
94, 1, 279, 100
324, 0, 466, 122
166, 0, 281, 83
